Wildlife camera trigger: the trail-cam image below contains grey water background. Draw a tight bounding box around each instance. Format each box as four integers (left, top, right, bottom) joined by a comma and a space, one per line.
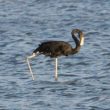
0, 0, 110, 110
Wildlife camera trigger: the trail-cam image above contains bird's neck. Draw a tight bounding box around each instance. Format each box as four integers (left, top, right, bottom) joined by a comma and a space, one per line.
71, 29, 84, 54
71, 46, 81, 54
71, 29, 84, 44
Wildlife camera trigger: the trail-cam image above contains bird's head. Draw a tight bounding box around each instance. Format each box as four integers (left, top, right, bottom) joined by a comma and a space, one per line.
71, 29, 84, 46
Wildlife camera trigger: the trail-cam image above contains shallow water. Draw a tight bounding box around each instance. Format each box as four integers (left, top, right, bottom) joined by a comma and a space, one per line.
0, 0, 110, 110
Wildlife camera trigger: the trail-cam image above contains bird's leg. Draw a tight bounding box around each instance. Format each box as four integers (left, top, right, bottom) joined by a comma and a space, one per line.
27, 52, 37, 80
27, 58, 35, 80
55, 58, 58, 80
27, 52, 36, 59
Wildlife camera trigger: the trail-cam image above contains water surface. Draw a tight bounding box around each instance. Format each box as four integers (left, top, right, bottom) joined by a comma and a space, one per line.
0, 0, 110, 110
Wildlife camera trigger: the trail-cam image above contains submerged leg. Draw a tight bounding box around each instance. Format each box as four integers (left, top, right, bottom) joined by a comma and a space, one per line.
27, 52, 37, 80
55, 58, 58, 80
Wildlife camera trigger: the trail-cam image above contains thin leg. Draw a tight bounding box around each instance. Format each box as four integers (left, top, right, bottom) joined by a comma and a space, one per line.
27, 58, 34, 80
55, 58, 58, 80
27, 53, 36, 80
27, 53, 36, 59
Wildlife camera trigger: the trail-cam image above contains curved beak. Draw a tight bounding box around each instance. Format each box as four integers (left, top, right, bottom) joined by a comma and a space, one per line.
80, 36, 84, 46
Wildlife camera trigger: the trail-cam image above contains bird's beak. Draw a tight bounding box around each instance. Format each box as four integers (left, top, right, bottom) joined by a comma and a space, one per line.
27, 53, 36, 59
80, 36, 84, 46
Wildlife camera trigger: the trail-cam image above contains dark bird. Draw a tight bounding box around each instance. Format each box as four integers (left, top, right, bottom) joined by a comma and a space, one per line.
27, 29, 84, 80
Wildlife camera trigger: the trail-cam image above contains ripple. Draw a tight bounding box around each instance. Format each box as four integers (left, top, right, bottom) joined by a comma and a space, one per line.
0, 0, 110, 109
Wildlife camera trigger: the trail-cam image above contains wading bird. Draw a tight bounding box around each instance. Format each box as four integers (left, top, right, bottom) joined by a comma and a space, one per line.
27, 29, 84, 80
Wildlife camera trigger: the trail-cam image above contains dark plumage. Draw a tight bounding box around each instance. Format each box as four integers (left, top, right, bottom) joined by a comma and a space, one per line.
33, 41, 74, 57
33, 29, 84, 58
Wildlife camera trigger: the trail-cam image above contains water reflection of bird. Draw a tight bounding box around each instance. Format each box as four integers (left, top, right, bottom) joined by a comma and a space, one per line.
27, 29, 84, 80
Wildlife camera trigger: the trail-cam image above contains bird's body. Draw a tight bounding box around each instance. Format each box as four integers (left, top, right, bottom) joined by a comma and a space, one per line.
33, 29, 84, 58
27, 29, 84, 80
33, 41, 76, 58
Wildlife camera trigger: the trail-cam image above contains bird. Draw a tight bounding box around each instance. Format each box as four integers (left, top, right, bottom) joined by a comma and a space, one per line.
27, 29, 84, 80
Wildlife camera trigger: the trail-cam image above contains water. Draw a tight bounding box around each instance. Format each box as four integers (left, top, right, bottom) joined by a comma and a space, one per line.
0, 0, 110, 109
